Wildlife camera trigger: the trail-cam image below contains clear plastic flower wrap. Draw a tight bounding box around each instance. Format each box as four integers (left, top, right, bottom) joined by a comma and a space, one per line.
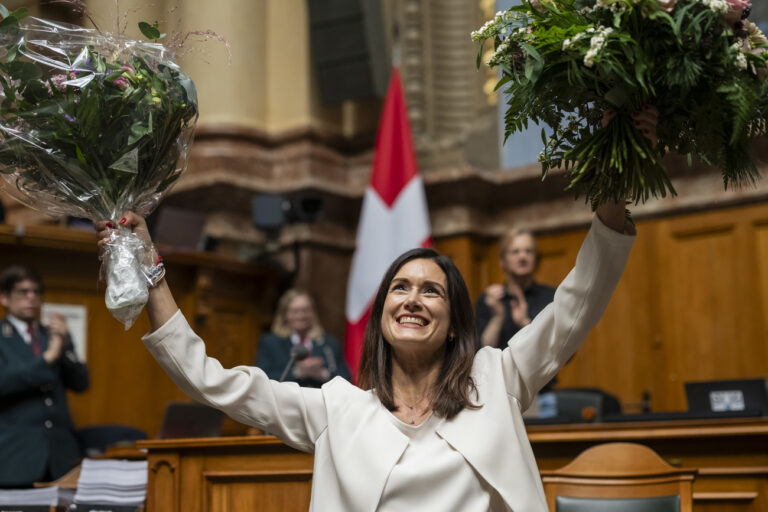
0, 9, 198, 328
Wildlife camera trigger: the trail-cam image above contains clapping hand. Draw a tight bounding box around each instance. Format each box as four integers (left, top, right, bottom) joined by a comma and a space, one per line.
43, 312, 68, 363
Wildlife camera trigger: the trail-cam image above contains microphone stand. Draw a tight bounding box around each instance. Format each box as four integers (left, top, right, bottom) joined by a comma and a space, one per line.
279, 344, 310, 382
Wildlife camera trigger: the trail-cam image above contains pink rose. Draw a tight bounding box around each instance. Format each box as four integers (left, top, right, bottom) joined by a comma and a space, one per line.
113, 77, 129, 91
726, 0, 751, 8
724, 0, 751, 29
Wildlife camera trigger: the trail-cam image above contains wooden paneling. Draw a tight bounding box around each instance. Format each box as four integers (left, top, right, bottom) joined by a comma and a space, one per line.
0, 225, 279, 438
437, 202, 768, 413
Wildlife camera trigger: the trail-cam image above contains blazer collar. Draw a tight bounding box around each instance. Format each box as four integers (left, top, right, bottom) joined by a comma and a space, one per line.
436, 392, 544, 511
323, 379, 409, 512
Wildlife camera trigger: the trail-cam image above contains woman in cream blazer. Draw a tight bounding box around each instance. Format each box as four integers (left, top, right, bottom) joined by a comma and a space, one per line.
98, 206, 635, 511
97, 108, 655, 511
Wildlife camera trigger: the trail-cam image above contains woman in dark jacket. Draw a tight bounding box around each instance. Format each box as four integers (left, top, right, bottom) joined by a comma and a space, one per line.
255, 289, 350, 387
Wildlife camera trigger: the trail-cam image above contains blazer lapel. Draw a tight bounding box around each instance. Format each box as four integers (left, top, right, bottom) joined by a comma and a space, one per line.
436, 368, 548, 512
322, 380, 409, 512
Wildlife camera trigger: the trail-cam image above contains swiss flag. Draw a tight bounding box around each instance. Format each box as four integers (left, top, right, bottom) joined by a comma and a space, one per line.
344, 68, 432, 381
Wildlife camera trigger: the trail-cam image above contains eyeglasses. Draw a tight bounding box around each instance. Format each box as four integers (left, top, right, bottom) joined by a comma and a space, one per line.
11, 287, 43, 297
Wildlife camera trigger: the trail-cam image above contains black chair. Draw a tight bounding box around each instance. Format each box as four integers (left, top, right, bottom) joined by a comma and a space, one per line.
551, 387, 621, 423
556, 495, 680, 512
76, 424, 148, 457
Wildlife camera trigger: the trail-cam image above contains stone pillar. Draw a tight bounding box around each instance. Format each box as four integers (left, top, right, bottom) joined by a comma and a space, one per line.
170, 0, 268, 129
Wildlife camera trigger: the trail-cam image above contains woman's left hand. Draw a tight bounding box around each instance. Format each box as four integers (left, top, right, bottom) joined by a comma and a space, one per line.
597, 105, 659, 234
602, 105, 659, 147
630, 105, 659, 147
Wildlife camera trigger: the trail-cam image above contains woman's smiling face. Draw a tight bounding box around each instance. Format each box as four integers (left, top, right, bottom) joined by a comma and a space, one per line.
381, 258, 451, 353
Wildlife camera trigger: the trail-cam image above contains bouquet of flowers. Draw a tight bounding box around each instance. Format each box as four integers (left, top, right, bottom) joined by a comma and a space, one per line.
0, 6, 198, 327
472, 0, 768, 206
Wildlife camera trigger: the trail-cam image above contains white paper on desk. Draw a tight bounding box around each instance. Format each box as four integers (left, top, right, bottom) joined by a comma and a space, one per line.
42, 303, 88, 362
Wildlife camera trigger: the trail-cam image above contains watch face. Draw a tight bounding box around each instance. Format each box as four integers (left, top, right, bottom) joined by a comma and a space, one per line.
709, 390, 746, 412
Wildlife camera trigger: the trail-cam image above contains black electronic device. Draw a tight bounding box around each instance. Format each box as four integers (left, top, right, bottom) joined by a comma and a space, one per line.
685, 378, 768, 415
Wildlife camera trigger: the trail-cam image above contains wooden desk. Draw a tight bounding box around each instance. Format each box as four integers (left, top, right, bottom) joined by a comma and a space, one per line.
138, 437, 313, 512
140, 418, 768, 512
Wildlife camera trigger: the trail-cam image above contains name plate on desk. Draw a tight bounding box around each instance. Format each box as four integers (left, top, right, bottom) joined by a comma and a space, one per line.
710, 390, 746, 411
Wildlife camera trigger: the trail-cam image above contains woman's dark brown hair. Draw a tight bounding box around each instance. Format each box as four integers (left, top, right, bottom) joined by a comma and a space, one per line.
357, 248, 481, 419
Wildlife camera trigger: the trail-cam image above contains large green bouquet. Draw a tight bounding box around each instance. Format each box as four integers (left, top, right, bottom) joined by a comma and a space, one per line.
473, 0, 768, 206
0, 7, 198, 327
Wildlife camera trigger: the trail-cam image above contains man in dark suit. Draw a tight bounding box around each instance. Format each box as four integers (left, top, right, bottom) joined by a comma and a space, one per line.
0, 265, 89, 487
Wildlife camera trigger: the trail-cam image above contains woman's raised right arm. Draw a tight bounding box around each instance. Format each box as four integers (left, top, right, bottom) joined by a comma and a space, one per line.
95, 212, 329, 452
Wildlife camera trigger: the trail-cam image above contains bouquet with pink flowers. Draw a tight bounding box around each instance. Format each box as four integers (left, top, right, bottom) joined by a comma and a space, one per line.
473, 0, 768, 206
0, 6, 198, 327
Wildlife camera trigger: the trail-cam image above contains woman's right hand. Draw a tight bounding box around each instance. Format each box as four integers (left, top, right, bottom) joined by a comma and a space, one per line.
95, 211, 153, 251
484, 284, 506, 318
96, 212, 179, 331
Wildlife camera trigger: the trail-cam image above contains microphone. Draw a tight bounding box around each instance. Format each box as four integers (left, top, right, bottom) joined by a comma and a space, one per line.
279, 344, 310, 382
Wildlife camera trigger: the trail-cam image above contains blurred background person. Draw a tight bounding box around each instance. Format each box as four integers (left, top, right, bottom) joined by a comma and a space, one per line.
255, 288, 350, 387
475, 228, 559, 416
0, 265, 89, 487
476, 228, 555, 349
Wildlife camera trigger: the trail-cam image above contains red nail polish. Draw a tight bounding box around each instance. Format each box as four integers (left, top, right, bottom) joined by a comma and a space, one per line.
119, 217, 127, 225
643, 105, 649, 111
634, 121, 640, 126
106, 222, 114, 228
157, 255, 163, 264
643, 129, 649, 134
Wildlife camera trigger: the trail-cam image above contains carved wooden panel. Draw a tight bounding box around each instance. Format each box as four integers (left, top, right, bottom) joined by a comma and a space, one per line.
203, 471, 312, 512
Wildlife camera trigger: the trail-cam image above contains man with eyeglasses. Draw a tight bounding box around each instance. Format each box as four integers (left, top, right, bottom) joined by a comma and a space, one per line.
0, 265, 89, 487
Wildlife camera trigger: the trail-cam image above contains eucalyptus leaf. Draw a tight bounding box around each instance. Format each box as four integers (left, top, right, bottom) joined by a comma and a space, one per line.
138, 21, 161, 40
109, 147, 139, 174
0, 15, 19, 39
7, 60, 40, 81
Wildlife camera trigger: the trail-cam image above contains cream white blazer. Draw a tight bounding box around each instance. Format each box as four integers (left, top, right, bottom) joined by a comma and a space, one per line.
143, 216, 634, 511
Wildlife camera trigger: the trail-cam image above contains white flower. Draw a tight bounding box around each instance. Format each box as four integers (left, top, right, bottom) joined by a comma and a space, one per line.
487, 38, 512, 66
583, 26, 613, 68
698, 0, 730, 14
736, 52, 748, 70
562, 39, 572, 50
472, 11, 512, 41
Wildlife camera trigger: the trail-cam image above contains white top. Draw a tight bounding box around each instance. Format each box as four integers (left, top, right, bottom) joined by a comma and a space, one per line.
380, 410, 507, 512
